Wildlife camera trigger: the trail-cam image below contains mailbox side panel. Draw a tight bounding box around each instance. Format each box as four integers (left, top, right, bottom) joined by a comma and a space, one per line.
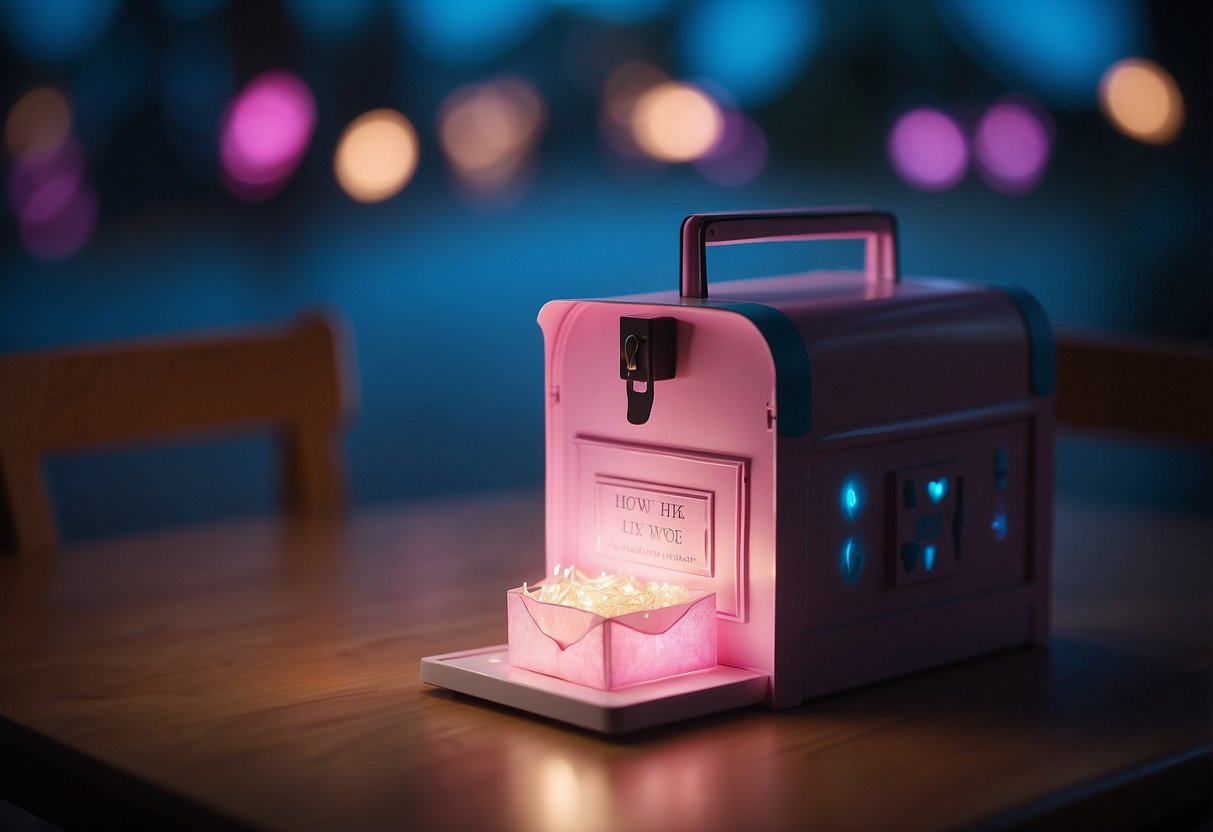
798, 402, 1052, 698
773, 280, 1054, 701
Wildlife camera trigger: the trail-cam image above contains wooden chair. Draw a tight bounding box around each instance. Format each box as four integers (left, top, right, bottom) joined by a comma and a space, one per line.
1054, 329, 1213, 442
0, 313, 356, 554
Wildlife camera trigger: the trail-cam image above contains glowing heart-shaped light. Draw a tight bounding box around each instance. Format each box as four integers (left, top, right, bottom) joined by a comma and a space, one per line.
927, 478, 948, 504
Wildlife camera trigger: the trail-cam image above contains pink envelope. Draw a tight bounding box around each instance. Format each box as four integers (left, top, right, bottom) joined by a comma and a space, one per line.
507, 585, 717, 690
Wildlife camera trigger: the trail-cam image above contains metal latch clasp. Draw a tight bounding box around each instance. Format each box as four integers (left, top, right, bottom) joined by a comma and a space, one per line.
619, 316, 676, 425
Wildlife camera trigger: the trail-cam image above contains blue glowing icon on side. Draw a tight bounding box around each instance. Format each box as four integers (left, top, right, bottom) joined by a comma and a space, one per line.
840, 477, 864, 521
923, 544, 937, 571
992, 509, 1009, 541
927, 477, 948, 505
840, 536, 864, 583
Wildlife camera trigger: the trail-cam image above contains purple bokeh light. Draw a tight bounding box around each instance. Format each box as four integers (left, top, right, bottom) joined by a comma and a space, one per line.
19, 181, 97, 261
7, 139, 85, 214
7, 138, 97, 261
695, 110, 767, 186
219, 70, 315, 201
973, 98, 1051, 194
887, 107, 968, 192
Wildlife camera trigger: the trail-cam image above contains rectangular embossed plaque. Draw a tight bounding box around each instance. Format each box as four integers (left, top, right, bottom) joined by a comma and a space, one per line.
595, 478, 713, 577
574, 437, 748, 621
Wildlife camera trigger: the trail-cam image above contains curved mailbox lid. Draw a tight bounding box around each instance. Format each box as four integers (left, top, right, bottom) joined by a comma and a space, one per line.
696, 300, 813, 438
540, 276, 1054, 443
993, 284, 1056, 397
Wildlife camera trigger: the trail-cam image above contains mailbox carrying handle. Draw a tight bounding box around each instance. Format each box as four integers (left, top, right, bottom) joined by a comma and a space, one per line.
679, 209, 899, 299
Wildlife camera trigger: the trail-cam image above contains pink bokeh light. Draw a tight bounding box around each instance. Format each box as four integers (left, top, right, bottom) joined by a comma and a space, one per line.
695, 110, 768, 186
887, 107, 968, 192
974, 98, 1052, 194
219, 70, 316, 201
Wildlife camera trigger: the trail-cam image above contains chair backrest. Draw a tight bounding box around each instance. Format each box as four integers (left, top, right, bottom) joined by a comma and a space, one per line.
1055, 329, 1213, 443
0, 313, 356, 554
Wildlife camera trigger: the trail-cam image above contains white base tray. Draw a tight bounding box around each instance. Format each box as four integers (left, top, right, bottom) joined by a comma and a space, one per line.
420, 645, 768, 734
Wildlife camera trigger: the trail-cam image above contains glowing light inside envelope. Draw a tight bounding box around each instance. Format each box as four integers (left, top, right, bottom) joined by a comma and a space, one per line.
524, 564, 691, 618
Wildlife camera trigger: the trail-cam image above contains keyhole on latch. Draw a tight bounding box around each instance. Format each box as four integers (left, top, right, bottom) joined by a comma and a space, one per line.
619, 316, 675, 426
623, 334, 642, 372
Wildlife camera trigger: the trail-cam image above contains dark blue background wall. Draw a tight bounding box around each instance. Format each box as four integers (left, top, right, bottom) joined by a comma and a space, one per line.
2, 1, 1208, 540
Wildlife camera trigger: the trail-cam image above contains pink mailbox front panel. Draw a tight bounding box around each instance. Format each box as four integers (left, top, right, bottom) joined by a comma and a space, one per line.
540, 301, 781, 692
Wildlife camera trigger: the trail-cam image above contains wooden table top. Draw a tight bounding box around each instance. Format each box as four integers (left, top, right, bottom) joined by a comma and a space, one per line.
0, 491, 1209, 831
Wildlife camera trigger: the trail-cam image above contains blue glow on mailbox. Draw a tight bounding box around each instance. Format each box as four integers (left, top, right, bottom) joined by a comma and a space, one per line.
840, 477, 864, 521
840, 537, 863, 583
923, 544, 937, 571
992, 510, 1009, 541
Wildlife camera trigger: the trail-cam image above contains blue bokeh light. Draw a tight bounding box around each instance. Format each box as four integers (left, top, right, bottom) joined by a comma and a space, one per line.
392, 0, 549, 67
285, 0, 380, 41
0, 0, 122, 63
549, 0, 672, 24
923, 544, 937, 571
679, 0, 819, 107
934, 0, 1146, 108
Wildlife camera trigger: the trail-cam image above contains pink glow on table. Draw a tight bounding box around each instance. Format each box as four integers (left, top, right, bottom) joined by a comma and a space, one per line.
974, 98, 1052, 194
219, 70, 315, 201
887, 107, 968, 192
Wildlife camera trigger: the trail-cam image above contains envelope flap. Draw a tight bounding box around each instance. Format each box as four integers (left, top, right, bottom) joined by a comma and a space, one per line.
611, 591, 714, 635
516, 591, 604, 649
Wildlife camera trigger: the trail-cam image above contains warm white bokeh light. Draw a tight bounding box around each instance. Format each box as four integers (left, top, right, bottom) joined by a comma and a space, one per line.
5, 86, 72, 159
334, 109, 419, 203
630, 82, 724, 163
438, 77, 545, 192
1099, 58, 1184, 145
